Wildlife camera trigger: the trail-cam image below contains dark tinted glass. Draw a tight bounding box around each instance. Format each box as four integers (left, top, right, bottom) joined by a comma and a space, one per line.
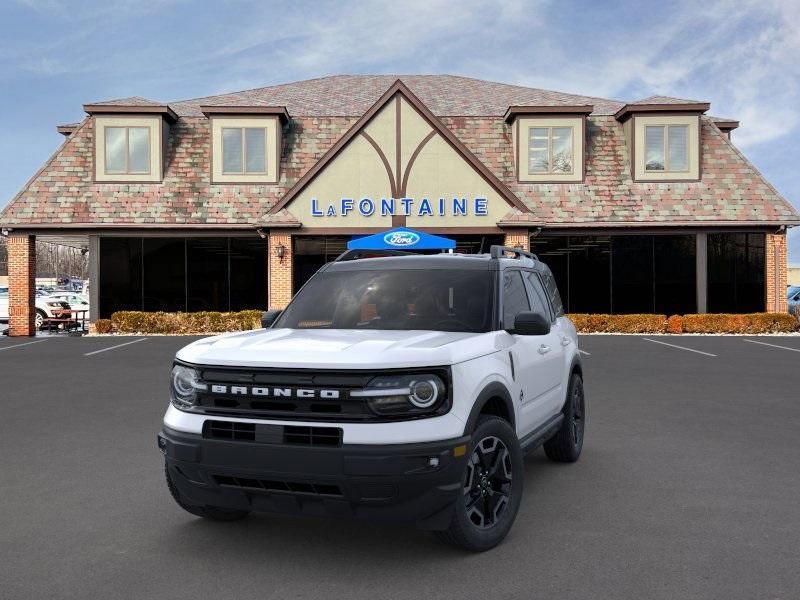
502, 271, 531, 329
708, 233, 765, 312
276, 269, 495, 332
540, 268, 564, 317
531, 236, 569, 311
98, 237, 142, 317
230, 238, 268, 311
612, 237, 654, 313
187, 238, 228, 311
143, 239, 186, 312
522, 271, 550, 318
654, 235, 696, 314
567, 236, 610, 313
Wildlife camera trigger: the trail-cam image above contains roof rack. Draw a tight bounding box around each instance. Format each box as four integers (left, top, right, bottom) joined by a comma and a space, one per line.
334, 249, 417, 262
489, 245, 539, 261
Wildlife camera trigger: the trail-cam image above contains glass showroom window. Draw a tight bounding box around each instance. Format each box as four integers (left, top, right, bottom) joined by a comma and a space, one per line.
528, 127, 573, 174
645, 125, 688, 171
104, 126, 150, 174
222, 127, 267, 174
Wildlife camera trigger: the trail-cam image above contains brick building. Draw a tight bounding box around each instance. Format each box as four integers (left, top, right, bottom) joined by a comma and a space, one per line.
1, 75, 797, 335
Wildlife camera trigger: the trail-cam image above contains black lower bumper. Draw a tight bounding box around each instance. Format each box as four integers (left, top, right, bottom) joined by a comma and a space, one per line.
159, 427, 470, 530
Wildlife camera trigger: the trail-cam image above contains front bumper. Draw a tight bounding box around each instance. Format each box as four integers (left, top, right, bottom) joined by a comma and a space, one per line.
159, 426, 470, 530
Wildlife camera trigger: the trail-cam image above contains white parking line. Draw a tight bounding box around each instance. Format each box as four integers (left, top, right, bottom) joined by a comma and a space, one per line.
642, 337, 717, 357
0, 339, 49, 352
743, 339, 800, 353
578, 349, 591, 356
84, 338, 147, 356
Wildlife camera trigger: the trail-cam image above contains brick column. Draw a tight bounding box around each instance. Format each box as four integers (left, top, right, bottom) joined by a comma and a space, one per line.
268, 231, 293, 309
8, 234, 36, 336
765, 232, 788, 312
503, 229, 530, 251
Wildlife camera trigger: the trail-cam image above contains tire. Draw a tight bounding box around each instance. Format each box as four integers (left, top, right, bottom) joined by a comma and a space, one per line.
543, 373, 585, 463
436, 416, 523, 552
35, 309, 46, 330
164, 463, 250, 522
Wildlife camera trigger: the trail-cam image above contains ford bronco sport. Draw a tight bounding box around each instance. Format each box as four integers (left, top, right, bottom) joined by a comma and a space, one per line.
159, 246, 585, 551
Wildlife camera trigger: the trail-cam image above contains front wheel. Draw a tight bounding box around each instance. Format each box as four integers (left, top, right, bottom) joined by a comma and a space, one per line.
543, 373, 585, 463
436, 416, 523, 552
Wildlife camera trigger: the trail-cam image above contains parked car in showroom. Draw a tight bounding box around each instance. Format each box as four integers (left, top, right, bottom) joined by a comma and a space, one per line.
159, 246, 585, 551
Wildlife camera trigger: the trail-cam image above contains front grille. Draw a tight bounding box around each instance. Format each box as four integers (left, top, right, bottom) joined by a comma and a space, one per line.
284, 426, 342, 447
213, 475, 343, 497
203, 420, 342, 447
188, 365, 451, 422
205, 420, 255, 441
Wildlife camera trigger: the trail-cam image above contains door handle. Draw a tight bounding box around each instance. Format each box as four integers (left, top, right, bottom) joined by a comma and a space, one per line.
538, 344, 551, 355
561, 337, 571, 346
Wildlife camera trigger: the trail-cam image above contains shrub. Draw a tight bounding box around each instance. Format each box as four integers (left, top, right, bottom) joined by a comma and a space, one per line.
568, 312, 798, 334
94, 319, 113, 334
111, 310, 262, 334
666, 314, 683, 334
680, 313, 797, 334
567, 314, 667, 333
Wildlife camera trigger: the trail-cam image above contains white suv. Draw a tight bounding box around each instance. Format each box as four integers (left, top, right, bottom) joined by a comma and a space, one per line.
159, 246, 585, 551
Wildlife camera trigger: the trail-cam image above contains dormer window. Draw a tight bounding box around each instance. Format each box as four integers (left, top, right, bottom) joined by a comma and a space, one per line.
528, 126, 574, 174
222, 127, 268, 174
505, 106, 591, 183
644, 124, 688, 172
105, 126, 151, 174
202, 106, 289, 184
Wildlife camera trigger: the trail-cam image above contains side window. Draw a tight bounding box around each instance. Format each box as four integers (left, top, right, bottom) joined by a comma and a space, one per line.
540, 269, 565, 317
502, 271, 531, 329
522, 271, 551, 320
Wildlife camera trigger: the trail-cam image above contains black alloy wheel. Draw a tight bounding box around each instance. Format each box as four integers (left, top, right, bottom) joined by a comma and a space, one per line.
463, 435, 513, 529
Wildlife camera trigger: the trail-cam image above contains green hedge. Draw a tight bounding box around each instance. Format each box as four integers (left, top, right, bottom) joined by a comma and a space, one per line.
110, 310, 262, 334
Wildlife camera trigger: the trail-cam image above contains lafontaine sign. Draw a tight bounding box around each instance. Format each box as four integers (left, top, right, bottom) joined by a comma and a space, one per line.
310, 196, 489, 218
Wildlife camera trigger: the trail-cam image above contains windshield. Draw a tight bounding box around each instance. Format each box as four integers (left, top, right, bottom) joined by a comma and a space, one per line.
275, 269, 495, 332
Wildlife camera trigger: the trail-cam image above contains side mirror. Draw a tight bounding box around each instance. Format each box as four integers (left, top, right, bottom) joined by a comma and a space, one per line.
261, 309, 282, 329
509, 311, 551, 336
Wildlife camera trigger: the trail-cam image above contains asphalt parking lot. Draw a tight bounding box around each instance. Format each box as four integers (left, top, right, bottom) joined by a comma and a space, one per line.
1, 334, 799, 600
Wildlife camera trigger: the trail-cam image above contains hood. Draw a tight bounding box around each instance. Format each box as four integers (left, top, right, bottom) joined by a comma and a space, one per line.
176, 328, 503, 369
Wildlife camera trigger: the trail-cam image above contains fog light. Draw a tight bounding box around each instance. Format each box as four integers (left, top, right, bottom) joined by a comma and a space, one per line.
428, 457, 439, 468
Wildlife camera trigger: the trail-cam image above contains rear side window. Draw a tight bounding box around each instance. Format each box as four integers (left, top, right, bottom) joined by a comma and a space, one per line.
522, 271, 551, 319
502, 271, 530, 329
540, 269, 564, 317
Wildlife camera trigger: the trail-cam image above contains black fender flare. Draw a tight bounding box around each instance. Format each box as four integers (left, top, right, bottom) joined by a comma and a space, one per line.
463, 381, 516, 435
559, 353, 583, 412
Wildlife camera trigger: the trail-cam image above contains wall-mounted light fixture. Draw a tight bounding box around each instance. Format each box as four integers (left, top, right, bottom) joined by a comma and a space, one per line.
256, 228, 267, 239
275, 243, 286, 264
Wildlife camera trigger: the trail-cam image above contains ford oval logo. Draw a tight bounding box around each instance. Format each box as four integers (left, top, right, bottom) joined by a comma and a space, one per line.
383, 231, 420, 247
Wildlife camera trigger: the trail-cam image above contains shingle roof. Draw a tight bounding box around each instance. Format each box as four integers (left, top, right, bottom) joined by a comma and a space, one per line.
1, 75, 796, 229
87, 96, 164, 107
168, 74, 626, 117
631, 95, 707, 105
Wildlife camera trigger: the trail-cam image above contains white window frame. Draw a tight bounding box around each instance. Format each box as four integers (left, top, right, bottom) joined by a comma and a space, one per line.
104, 126, 152, 175
644, 124, 690, 173
527, 126, 575, 175
221, 127, 269, 175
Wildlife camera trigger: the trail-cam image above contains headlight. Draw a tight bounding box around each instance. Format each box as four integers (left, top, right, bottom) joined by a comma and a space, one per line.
170, 364, 206, 410
352, 373, 447, 416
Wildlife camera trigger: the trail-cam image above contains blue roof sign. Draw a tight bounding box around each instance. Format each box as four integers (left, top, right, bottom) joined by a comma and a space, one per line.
347, 227, 456, 251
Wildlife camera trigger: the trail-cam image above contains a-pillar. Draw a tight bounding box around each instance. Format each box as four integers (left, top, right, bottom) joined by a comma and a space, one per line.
765, 232, 788, 312
503, 229, 530, 251
8, 233, 36, 336
268, 231, 294, 309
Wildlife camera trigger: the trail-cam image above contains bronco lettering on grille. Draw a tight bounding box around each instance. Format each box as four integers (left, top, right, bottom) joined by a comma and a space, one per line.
208, 385, 340, 399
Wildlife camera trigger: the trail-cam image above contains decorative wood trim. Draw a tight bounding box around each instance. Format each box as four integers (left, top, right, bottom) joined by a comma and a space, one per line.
360, 131, 398, 199
268, 79, 530, 215
399, 130, 436, 197
614, 102, 710, 122
200, 105, 290, 122
83, 103, 178, 122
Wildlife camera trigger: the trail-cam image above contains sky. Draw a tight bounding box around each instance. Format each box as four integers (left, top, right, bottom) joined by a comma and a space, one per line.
0, 0, 798, 261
